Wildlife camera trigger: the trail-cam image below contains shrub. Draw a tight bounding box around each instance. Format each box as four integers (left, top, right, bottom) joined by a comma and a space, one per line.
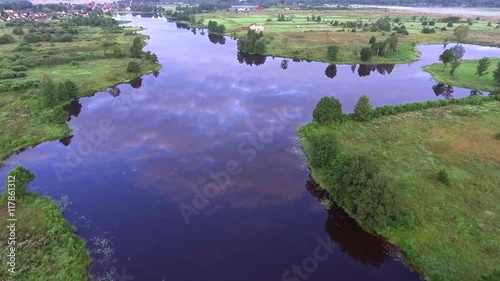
23, 33, 41, 43
438, 169, 451, 186
0, 34, 15, 44
14, 42, 33, 52
12, 27, 25, 35
307, 130, 341, 168
10, 65, 28, 72
127, 61, 141, 73
495, 133, 500, 140
327, 45, 339, 60
312, 96, 343, 124
353, 95, 372, 121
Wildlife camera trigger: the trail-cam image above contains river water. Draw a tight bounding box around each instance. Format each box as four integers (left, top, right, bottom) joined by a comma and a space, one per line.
2, 15, 500, 281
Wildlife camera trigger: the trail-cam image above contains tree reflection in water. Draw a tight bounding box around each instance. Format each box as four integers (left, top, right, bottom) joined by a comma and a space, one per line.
208, 33, 226, 45
432, 84, 454, 100
325, 64, 337, 79
107, 86, 121, 98
59, 135, 74, 147
130, 77, 143, 89
305, 177, 394, 268
64, 99, 82, 122
236, 52, 267, 66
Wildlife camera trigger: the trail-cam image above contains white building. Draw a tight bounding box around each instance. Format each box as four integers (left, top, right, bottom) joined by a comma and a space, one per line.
249, 24, 264, 32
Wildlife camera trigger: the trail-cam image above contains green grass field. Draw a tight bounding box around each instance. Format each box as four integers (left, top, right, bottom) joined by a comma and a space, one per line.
0, 23, 160, 167
187, 8, 500, 64
0, 192, 91, 280
425, 58, 500, 92
299, 101, 500, 281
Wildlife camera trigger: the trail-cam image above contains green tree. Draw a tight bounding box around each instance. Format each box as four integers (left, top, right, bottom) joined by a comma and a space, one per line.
439, 49, 456, 70
6, 166, 35, 197
353, 95, 372, 121
113, 45, 124, 58
369, 36, 376, 45
493, 61, 500, 84
360, 47, 373, 61
312, 96, 343, 124
56, 80, 78, 101
476, 57, 491, 79
40, 74, 57, 106
129, 37, 143, 58
327, 45, 339, 60
453, 25, 470, 42
450, 59, 461, 76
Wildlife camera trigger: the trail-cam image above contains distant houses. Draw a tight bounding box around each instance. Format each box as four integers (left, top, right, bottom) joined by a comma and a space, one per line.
249, 23, 264, 32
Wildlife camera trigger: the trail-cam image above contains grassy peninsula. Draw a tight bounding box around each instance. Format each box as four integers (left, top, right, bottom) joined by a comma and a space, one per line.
0, 17, 160, 167
424, 58, 500, 93
0, 166, 91, 280
299, 95, 500, 281
176, 8, 500, 64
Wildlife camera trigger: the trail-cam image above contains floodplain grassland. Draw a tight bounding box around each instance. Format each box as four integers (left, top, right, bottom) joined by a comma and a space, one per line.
189, 8, 500, 64
0, 192, 91, 280
0, 21, 160, 166
299, 99, 500, 281
425, 58, 500, 92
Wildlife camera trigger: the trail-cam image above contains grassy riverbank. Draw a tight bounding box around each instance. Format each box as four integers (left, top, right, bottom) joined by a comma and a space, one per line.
186, 8, 500, 64
424, 58, 500, 92
299, 98, 500, 281
0, 167, 91, 280
0, 19, 160, 167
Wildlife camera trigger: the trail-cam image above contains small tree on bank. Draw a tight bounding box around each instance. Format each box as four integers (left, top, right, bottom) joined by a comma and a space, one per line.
353, 95, 372, 121
312, 96, 343, 124
493, 61, 500, 85
476, 57, 491, 79
439, 49, 456, 70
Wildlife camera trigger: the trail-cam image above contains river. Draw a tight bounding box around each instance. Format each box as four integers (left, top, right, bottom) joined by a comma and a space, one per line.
2, 15, 500, 281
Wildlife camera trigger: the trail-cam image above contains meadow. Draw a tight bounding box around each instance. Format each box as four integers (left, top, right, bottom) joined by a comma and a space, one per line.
425, 58, 500, 92
299, 99, 500, 281
0, 21, 160, 166
189, 8, 500, 64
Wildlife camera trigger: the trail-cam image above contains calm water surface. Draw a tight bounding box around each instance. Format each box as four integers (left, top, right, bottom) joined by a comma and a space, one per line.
2, 15, 500, 281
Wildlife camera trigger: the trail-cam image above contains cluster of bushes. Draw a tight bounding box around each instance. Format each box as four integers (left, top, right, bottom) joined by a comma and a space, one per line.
11, 65, 28, 72
207, 20, 226, 34
0, 72, 27, 80
311, 93, 499, 125
237, 30, 267, 54
369, 95, 498, 118
69, 16, 118, 27
39, 75, 78, 107
0, 80, 39, 92
370, 17, 391, 32
23, 33, 73, 43
304, 106, 410, 231
366, 34, 399, 60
